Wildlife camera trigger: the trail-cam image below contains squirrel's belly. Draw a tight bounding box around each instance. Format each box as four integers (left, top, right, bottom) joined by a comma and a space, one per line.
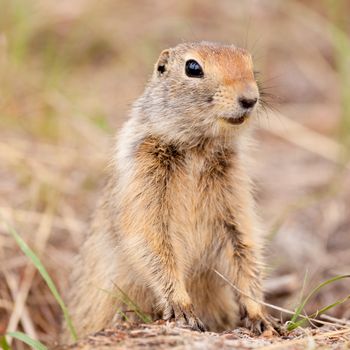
168, 174, 228, 266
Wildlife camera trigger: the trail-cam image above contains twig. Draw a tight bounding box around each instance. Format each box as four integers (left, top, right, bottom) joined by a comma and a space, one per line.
213, 269, 348, 329
0, 206, 85, 235
320, 314, 350, 326
4, 271, 38, 342
5, 207, 54, 344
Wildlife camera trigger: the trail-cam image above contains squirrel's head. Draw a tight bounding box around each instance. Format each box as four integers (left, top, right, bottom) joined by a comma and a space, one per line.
135, 42, 260, 145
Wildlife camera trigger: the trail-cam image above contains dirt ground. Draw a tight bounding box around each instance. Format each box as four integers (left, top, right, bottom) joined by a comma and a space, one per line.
56, 322, 350, 350
0, 0, 349, 349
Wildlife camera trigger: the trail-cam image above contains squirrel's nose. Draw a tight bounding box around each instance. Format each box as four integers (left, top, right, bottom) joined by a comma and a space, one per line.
238, 97, 258, 109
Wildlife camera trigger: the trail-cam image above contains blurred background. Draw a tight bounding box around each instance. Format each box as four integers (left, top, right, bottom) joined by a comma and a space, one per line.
0, 0, 349, 348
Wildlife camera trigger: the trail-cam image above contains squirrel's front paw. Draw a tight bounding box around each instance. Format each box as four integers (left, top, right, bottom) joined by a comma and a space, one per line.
164, 301, 206, 332
242, 313, 276, 336
240, 303, 278, 336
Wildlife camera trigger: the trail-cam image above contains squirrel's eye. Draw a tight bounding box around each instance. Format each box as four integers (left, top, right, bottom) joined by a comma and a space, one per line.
185, 59, 204, 78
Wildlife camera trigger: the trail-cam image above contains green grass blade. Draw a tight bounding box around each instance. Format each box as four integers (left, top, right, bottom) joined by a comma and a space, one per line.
298, 268, 309, 306
98, 286, 152, 323
0, 336, 11, 350
314, 294, 350, 318
1, 217, 78, 341
288, 274, 350, 330
116, 309, 130, 322
6, 332, 47, 350
289, 294, 350, 330
114, 286, 152, 323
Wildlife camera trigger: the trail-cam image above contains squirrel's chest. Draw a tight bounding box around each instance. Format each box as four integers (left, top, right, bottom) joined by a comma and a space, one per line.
135, 137, 238, 226
168, 149, 236, 229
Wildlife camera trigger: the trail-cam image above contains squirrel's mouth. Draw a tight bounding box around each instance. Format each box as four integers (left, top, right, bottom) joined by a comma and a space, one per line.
219, 113, 249, 126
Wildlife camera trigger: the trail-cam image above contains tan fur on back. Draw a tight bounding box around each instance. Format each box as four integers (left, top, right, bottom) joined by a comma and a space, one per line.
61, 41, 274, 344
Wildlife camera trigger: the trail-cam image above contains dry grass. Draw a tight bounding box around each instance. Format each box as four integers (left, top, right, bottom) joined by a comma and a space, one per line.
0, 0, 349, 349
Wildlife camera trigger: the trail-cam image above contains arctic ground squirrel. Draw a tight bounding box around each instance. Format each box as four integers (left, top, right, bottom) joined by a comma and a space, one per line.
62, 41, 275, 342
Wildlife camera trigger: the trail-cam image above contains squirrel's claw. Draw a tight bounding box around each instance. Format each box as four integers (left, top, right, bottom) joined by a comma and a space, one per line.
165, 302, 207, 332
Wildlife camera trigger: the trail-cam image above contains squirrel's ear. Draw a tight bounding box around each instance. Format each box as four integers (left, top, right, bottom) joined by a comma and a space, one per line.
156, 49, 170, 76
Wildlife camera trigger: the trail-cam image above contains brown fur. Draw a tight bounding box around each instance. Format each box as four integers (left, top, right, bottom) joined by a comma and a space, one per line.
61, 41, 274, 343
